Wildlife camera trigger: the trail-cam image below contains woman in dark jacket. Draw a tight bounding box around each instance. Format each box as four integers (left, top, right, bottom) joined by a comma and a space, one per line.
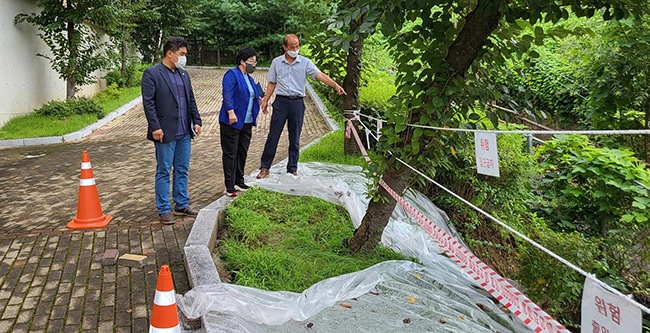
219, 47, 261, 197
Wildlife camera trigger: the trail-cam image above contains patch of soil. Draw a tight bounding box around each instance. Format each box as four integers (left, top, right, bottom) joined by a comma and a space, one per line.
214, 227, 233, 283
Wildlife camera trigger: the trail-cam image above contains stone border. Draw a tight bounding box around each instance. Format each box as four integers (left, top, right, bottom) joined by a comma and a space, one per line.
0, 96, 142, 147
306, 81, 339, 132
182, 84, 336, 330
183, 197, 230, 287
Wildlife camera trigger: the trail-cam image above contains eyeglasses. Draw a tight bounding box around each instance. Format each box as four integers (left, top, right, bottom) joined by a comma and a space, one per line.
245, 60, 257, 65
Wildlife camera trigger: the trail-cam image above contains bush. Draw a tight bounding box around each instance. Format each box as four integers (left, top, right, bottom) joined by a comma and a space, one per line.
104, 62, 146, 87
533, 134, 650, 312
34, 100, 70, 118
534, 135, 650, 236
422, 124, 605, 328
34, 97, 103, 119
94, 84, 121, 104
70, 97, 103, 118
516, 218, 602, 329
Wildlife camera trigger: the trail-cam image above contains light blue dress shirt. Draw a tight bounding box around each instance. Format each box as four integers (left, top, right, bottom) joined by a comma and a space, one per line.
266, 54, 320, 97
243, 74, 254, 123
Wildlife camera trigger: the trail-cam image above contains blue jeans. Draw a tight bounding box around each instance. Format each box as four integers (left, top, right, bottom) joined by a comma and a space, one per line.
154, 134, 191, 214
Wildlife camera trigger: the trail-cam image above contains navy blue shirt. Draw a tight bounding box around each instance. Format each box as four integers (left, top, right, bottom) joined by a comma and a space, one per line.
166, 68, 189, 136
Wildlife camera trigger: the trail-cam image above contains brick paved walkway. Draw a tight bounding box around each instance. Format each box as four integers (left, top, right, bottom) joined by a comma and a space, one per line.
0, 68, 331, 332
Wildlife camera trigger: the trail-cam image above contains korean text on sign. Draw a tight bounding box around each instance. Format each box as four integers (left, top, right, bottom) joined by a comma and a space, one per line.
581, 276, 641, 333
474, 132, 500, 177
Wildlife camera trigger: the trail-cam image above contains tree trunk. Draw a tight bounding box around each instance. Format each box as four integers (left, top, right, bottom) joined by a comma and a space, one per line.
348, 164, 412, 252
343, 18, 364, 155
119, 0, 127, 88
643, 99, 650, 163
151, 28, 163, 63
120, 26, 128, 88
66, 20, 76, 99
348, 0, 502, 253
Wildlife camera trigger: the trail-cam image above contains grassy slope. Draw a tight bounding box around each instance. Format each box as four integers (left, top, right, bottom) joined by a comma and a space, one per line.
0, 86, 141, 140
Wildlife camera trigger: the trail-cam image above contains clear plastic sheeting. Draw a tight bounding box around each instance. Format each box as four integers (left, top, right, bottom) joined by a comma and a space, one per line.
249, 162, 467, 260
176, 162, 533, 333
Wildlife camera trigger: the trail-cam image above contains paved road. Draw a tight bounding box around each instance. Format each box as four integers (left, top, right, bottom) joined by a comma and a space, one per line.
0, 67, 331, 332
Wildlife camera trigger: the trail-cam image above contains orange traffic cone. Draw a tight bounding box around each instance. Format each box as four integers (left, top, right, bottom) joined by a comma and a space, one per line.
66, 151, 113, 229
150, 265, 181, 333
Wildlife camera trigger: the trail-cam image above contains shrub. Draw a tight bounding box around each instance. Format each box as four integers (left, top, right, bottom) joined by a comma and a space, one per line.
34, 97, 103, 119
34, 100, 70, 118
534, 135, 650, 236
104, 62, 146, 87
422, 123, 605, 328
70, 97, 103, 118
533, 134, 650, 312
94, 83, 121, 104
516, 217, 603, 329
427, 124, 537, 279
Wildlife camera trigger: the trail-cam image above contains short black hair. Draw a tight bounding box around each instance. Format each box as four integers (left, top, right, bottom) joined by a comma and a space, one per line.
235, 47, 257, 65
163, 37, 188, 55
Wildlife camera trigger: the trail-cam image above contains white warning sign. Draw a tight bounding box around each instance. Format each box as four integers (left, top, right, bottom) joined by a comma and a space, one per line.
475, 132, 500, 177
581, 276, 641, 333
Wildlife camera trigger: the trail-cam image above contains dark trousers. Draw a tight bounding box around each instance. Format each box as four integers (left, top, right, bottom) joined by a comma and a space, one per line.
220, 122, 252, 192
260, 96, 305, 173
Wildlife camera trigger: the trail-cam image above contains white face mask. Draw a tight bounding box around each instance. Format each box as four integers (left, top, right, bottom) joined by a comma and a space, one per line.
287, 49, 299, 58
175, 55, 187, 69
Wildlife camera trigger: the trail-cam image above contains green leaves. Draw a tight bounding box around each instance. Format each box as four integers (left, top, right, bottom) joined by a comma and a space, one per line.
536, 135, 650, 237
15, 0, 117, 98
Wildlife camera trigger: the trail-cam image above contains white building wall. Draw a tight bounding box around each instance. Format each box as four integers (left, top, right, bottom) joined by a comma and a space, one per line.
1, 0, 106, 127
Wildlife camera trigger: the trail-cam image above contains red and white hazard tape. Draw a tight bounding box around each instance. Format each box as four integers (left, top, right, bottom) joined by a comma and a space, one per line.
346, 118, 570, 333
345, 116, 372, 163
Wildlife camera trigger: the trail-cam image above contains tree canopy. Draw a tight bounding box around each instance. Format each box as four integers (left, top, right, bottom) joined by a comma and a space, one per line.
189, 0, 335, 63
15, 0, 118, 98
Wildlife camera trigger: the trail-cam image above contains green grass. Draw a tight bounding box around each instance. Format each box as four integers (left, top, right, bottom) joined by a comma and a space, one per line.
97, 86, 141, 115
0, 86, 141, 140
299, 130, 370, 167
0, 113, 101, 139
219, 187, 405, 292
218, 95, 404, 293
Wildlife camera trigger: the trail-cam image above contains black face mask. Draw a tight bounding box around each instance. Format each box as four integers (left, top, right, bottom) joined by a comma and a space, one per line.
245, 63, 256, 74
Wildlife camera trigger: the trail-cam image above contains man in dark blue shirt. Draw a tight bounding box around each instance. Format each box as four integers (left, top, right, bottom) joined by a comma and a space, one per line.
142, 37, 202, 224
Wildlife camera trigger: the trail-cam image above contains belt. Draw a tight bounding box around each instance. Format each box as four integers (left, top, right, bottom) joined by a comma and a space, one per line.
276, 95, 304, 100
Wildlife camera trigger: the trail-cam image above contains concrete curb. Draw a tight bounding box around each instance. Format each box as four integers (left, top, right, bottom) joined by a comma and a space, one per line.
0, 96, 142, 148
182, 196, 230, 332
306, 81, 339, 132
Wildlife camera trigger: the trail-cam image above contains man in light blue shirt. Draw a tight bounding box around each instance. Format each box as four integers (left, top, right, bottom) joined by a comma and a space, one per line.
256, 34, 346, 179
